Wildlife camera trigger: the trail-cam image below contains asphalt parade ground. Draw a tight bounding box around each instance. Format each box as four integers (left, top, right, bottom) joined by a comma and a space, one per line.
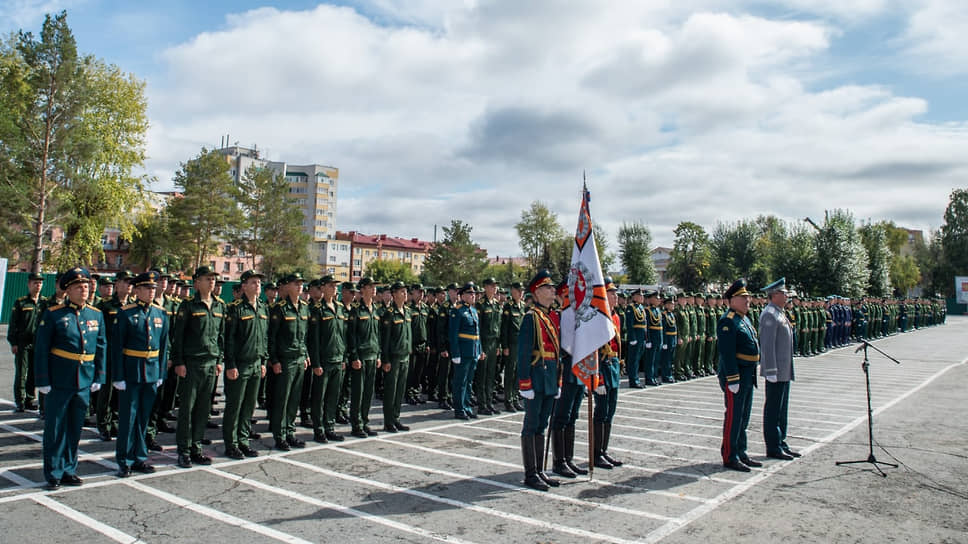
0, 318, 965, 543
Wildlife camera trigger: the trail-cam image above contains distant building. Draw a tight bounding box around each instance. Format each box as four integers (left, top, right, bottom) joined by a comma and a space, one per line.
900, 229, 924, 258
488, 256, 528, 267
336, 231, 433, 281
651, 246, 672, 285
317, 239, 352, 282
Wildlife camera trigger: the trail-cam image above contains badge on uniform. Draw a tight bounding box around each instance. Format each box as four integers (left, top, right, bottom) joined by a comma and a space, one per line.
87, 320, 99, 331
154, 317, 163, 327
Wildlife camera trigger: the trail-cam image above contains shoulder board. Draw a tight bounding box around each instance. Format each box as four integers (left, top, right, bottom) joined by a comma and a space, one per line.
215, 296, 225, 303
87, 305, 101, 313
726, 311, 735, 319
122, 303, 137, 310
152, 303, 166, 311
49, 304, 65, 311
16, 295, 27, 302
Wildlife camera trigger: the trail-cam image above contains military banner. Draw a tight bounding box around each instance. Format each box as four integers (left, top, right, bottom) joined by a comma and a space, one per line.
560, 184, 615, 390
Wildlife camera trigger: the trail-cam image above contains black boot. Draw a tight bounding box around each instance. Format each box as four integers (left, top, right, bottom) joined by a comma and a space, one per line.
564, 427, 588, 475
535, 434, 560, 487
551, 429, 576, 478
602, 423, 623, 466
522, 435, 548, 491
593, 422, 614, 469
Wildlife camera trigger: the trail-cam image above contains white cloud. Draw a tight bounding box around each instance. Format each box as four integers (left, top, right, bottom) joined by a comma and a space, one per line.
144, 1, 967, 259
900, 0, 968, 75
0, 0, 81, 28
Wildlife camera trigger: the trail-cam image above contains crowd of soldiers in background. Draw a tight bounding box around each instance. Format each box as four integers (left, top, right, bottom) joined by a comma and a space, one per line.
7, 268, 948, 463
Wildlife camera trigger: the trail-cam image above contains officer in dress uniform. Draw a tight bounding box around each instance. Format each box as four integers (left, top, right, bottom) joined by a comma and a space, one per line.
34, 268, 106, 489
145, 268, 178, 451
268, 272, 310, 450
659, 293, 678, 383
643, 289, 664, 385
113, 272, 169, 477
550, 281, 587, 479
624, 289, 646, 388
449, 282, 484, 419
717, 278, 762, 472
758, 278, 801, 461
593, 277, 623, 468
96, 269, 134, 441
433, 285, 455, 410
475, 278, 503, 415
8, 272, 45, 412
517, 270, 562, 491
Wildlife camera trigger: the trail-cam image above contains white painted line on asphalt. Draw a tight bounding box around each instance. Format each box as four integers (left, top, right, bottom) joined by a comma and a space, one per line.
123, 479, 312, 544
0, 468, 35, 487
203, 468, 482, 544
609, 421, 721, 440
612, 412, 721, 430
613, 404, 724, 422
332, 444, 688, 516
32, 494, 146, 543
275, 455, 649, 544
638, 392, 865, 414
0, 423, 119, 471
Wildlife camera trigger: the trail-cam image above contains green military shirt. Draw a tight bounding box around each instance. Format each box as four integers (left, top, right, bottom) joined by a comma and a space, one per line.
348, 301, 382, 362
381, 302, 412, 362
7, 294, 43, 348
268, 297, 309, 364
410, 300, 430, 349
435, 301, 451, 354
477, 296, 502, 342
312, 299, 347, 366
500, 299, 526, 352
223, 298, 268, 369
171, 294, 226, 366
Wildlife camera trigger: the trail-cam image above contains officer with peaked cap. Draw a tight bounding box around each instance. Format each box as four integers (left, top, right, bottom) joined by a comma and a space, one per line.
718, 279, 761, 472
759, 278, 800, 460
449, 282, 484, 419
593, 277, 623, 468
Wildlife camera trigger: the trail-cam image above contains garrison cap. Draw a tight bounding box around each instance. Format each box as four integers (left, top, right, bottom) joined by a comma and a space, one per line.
724, 278, 750, 299
59, 267, 91, 291
357, 276, 376, 289
192, 266, 218, 279
132, 271, 159, 287
528, 269, 554, 294
239, 269, 265, 283
28, 272, 44, 282
458, 282, 476, 295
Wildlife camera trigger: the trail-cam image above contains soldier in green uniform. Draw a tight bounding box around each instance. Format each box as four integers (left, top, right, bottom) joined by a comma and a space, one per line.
268, 272, 310, 450
347, 277, 381, 438
222, 270, 268, 459
693, 294, 707, 377
406, 284, 431, 405
659, 293, 677, 383
172, 266, 225, 468
672, 293, 690, 381
432, 285, 455, 410
113, 272, 169, 477
8, 272, 44, 412
34, 268, 107, 489
96, 270, 134, 441
336, 281, 357, 424
717, 278, 761, 472
380, 281, 413, 432
474, 277, 503, 414
308, 275, 347, 442
500, 281, 527, 412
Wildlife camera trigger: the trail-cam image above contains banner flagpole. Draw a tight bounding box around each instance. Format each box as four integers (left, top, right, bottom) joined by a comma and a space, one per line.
588, 353, 596, 480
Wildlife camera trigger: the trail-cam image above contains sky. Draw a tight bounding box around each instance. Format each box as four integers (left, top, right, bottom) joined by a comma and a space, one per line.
3, 0, 967, 258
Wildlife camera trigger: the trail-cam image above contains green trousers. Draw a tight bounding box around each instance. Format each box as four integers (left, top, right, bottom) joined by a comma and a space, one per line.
271, 359, 306, 441
13, 346, 36, 405
474, 338, 499, 406
382, 357, 409, 426
311, 363, 343, 433
223, 362, 262, 449
175, 360, 217, 456
349, 359, 377, 430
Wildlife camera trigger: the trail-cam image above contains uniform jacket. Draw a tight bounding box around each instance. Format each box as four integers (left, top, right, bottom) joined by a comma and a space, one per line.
381, 302, 413, 362
223, 298, 269, 370
448, 302, 482, 361
7, 294, 43, 348
516, 305, 560, 395
171, 295, 225, 366
268, 297, 309, 363
311, 300, 347, 366
34, 301, 107, 390
758, 303, 795, 382
112, 300, 169, 384
500, 299, 526, 352
717, 309, 759, 386
348, 301, 381, 361
597, 309, 622, 390
477, 296, 502, 342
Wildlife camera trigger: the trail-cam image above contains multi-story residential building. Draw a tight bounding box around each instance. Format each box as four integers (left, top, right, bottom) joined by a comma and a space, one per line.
336, 231, 433, 281
650, 246, 672, 285
317, 239, 352, 281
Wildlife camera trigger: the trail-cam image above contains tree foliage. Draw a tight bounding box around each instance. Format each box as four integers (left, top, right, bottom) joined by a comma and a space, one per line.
940, 188, 968, 281
592, 223, 616, 274
515, 201, 564, 274
668, 221, 710, 292
483, 261, 529, 286
422, 220, 489, 285
709, 220, 760, 288
365, 258, 418, 285
813, 209, 869, 297
0, 12, 148, 272
617, 221, 656, 284
859, 222, 892, 297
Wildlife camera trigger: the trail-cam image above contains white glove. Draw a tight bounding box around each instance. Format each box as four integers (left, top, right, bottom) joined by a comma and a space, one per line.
594, 385, 606, 395
555, 388, 562, 399
90, 383, 101, 393
520, 389, 535, 400
155, 379, 164, 387
765, 374, 778, 383
38, 385, 51, 395
728, 383, 739, 394
113, 381, 126, 391
629, 340, 637, 346
451, 358, 460, 365
661, 344, 668, 350
645, 342, 652, 348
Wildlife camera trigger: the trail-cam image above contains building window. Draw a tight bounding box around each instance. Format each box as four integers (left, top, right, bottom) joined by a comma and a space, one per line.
237, 262, 244, 272
327, 267, 335, 274
116, 255, 123, 267
354, 247, 361, 255
209, 261, 216, 269
353, 259, 361, 267
224, 244, 232, 255
329, 256, 336, 262
340, 244, 348, 251
223, 262, 230, 272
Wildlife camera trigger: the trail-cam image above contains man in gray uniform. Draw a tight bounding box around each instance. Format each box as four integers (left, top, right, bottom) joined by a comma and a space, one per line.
758, 277, 800, 460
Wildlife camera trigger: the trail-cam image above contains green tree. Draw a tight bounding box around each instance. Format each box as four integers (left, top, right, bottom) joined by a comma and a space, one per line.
593, 223, 616, 274
538, 234, 573, 283
667, 221, 710, 292
890, 254, 920, 296
0, 12, 148, 272
859, 222, 892, 297
233, 165, 311, 280
483, 261, 529, 286
813, 209, 869, 297
772, 223, 817, 295
515, 201, 564, 274
364, 258, 418, 285
127, 209, 168, 270
915, 230, 947, 297
422, 220, 489, 285
166, 148, 245, 270
617, 221, 656, 284
940, 188, 968, 285
709, 220, 760, 287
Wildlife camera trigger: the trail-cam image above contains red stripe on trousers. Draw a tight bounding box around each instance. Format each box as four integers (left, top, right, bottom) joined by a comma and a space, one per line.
722, 389, 734, 464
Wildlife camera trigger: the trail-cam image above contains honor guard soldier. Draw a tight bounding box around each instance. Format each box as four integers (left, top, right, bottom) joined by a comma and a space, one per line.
643, 289, 664, 385
347, 277, 382, 438
113, 272, 169, 477
625, 289, 646, 388
8, 272, 45, 412
659, 293, 677, 383
717, 279, 761, 472
475, 277, 503, 415
171, 266, 225, 468
222, 270, 268, 459
308, 274, 348, 443
268, 272, 310, 450
500, 281, 527, 412
550, 280, 587, 479
518, 270, 561, 491
34, 268, 107, 488
759, 278, 800, 461
381, 281, 413, 432
449, 282, 484, 419
593, 277, 623, 468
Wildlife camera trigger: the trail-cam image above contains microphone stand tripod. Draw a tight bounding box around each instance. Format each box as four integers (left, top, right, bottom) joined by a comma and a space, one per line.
836, 340, 901, 477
